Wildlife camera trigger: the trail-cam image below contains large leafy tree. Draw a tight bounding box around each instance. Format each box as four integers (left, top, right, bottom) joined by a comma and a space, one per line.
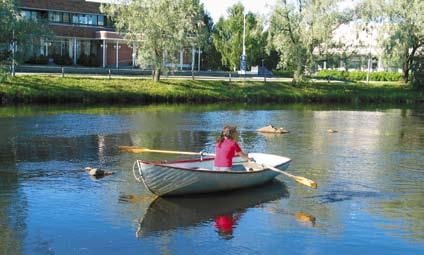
1, 0, 50, 81
212, 3, 264, 71
359, 0, 424, 83
199, 13, 222, 70
268, 0, 348, 83
102, 0, 206, 81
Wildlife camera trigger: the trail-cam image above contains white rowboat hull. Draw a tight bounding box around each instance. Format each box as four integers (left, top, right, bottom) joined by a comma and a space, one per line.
134, 153, 291, 196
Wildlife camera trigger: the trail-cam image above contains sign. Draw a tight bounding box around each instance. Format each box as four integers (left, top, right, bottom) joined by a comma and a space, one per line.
240, 54, 247, 71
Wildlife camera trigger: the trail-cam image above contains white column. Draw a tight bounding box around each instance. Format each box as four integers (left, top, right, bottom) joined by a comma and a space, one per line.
73, 37, 77, 65
323, 61, 327, 69
115, 41, 119, 68
179, 49, 183, 70
132, 42, 136, 67
102, 40, 106, 68
68, 38, 73, 59
198, 47, 201, 72
191, 47, 195, 70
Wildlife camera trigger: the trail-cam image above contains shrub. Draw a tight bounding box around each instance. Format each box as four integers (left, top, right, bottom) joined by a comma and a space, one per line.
26, 55, 49, 65
315, 70, 348, 80
315, 70, 403, 82
77, 54, 100, 67
272, 69, 294, 78
53, 54, 73, 66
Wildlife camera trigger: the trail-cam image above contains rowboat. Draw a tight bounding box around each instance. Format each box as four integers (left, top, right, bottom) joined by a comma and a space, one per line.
132, 152, 291, 196
136, 180, 288, 237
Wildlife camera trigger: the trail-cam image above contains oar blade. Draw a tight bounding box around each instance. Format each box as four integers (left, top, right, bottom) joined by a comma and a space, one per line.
119, 146, 147, 153
294, 176, 318, 189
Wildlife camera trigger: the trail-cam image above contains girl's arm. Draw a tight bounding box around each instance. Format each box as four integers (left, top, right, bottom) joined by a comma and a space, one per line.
236, 150, 254, 161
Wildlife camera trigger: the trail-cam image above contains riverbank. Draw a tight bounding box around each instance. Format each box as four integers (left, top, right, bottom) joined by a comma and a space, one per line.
0, 75, 422, 105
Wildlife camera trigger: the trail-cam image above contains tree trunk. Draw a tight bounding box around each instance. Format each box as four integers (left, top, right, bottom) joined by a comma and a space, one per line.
403, 45, 420, 84
153, 67, 161, 82
402, 61, 410, 83
292, 62, 305, 84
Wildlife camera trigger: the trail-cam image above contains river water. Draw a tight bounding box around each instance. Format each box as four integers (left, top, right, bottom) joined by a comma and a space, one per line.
0, 104, 423, 255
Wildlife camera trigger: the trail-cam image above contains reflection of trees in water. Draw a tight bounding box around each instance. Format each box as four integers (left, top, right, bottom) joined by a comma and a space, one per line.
8, 134, 132, 163
366, 109, 424, 241
0, 174, 26, 255
370, 192, 424, 241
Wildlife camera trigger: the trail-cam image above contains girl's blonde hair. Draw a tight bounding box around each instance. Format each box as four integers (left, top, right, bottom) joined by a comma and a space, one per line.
216, 126, 238, 145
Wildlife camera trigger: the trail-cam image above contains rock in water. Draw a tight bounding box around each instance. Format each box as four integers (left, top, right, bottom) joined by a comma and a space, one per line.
257, 124, 289, 134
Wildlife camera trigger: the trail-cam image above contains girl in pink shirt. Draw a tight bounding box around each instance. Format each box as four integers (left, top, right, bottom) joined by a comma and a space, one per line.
214, 126, 252, 170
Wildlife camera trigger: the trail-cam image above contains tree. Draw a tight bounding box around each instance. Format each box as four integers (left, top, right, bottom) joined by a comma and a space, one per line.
102, 0, 206, 81
268, 0, 349, 83
359, 0, 424, 83
212, 3, 264, 71
199, 13, 222, 70
1, 0, 50, 81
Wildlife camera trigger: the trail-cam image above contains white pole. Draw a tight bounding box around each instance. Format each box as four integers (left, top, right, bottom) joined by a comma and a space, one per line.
115, 41, 119, 69
12, 30, 15, 77
198, 47, 201, 72
73, 37, 77, 65
179, 49, 183, 70
132, 42, 136, 67
367, 56, 371, 85
241, 13, 247, 75
102, 40, 106, 68
243, 14, 246, 57
191, 47, 195, 79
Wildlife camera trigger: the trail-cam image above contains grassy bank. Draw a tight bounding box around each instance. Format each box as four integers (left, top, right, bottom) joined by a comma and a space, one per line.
0, 75, 422, 105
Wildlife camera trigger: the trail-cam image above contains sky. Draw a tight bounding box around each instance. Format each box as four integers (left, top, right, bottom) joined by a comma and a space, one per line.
200, 0, 277, 23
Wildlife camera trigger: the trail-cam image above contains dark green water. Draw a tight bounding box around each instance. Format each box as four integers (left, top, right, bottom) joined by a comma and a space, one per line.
0, 104, 423, 255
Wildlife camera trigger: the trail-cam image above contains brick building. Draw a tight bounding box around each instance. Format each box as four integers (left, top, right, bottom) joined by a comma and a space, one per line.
17, 0, 194, 68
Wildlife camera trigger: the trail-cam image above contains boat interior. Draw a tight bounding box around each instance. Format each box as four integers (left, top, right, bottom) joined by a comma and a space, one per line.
162, 153, 291, 172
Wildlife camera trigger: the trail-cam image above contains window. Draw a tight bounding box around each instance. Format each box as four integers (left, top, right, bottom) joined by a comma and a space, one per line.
79, 14, 88, 24
21, 10, 31, 19
49, 11, 62, 23
21, 10, 41, 21
87, 15, 97, 25
72, 13, 79, 24
63, 13, 70, 23
97, 15, 104, 26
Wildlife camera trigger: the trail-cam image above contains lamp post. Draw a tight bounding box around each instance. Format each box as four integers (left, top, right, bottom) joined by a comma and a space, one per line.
366, 25, 374, 85
240, 12, 247, 76
11, 30, 16, 77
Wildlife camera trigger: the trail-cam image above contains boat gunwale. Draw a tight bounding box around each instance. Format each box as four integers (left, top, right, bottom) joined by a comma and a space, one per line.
137, 156, 292, 175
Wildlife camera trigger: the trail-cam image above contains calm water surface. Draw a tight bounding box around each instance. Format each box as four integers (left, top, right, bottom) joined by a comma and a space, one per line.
0, 104, 423, 255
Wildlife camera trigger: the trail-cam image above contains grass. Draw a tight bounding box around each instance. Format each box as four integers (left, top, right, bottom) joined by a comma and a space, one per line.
0, 75, 422, 105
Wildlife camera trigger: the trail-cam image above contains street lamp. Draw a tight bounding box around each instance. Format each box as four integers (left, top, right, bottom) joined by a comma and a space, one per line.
11, 30, 17, 77
240, 12, 247, 75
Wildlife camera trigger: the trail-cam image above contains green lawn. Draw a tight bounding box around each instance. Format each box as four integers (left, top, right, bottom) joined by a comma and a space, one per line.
0, 75, 422, 105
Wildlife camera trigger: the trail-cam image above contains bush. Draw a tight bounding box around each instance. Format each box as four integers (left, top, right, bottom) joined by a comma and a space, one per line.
315, 70, 348, 80
77, 54, 100, 67
26, 55, 49, 65
272, 69, 294, 78
53, 54, 73, 66
315, 70, 403, 82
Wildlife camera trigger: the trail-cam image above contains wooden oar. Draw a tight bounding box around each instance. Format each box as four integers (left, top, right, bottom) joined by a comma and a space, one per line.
263, 164, 317, 189
243, 162, 317, 189
119, 146, 215, 157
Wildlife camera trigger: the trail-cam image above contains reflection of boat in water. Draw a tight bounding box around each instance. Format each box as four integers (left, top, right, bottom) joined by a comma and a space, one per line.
136, 180, 289, 237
